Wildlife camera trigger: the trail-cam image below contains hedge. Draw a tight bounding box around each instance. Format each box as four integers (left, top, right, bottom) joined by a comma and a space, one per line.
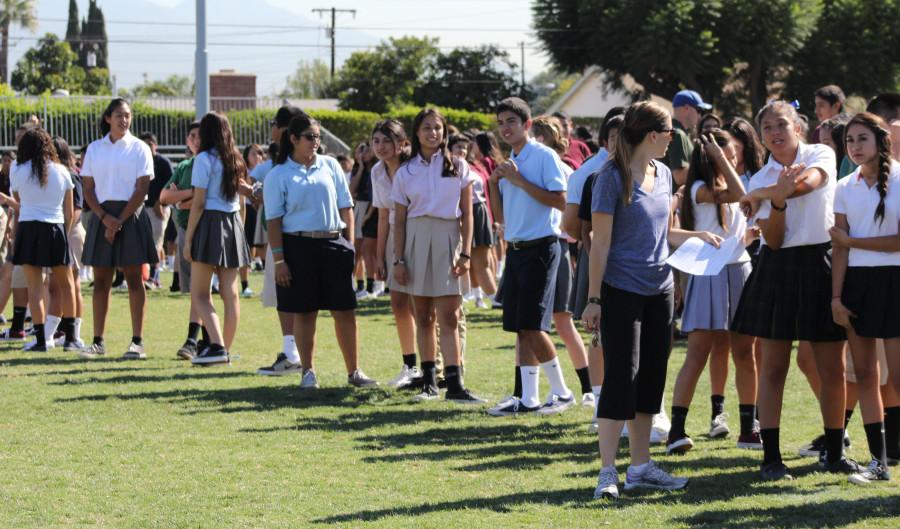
0, 97, 495, 154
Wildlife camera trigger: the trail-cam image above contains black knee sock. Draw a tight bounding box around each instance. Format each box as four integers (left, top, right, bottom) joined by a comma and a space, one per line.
739, 404, 756, 436
761, 427, 782, 465
845, 408, 854, 429
824, 428, 844, 463
864, 422, 887, 464
61, 317, 76, 343
93, 336, 104, 346
420, 361, 436, 388
671, 406, 689, 438
513, 365, 522, 398
356, 279, 364, 291
366, 277, 375, 293
201, 326, 210, 344
884, 407, 900, 455
187, 322, 201, 343
131, 336, 142, 346
241, 280, 249, 291
172, 271, 180, 287
33, 323, 45, 347
402, 353, 416, 370
711, 394, 725, 421
11, 306, 26, 332
575, 366, 592, 395
113, 270, 124, 286
444, 365, 464, 393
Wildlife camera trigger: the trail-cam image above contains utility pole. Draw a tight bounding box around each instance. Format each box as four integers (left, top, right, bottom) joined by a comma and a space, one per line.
195, 0, 209, 118
312, 7, 356, 79
519, 41, 525, 88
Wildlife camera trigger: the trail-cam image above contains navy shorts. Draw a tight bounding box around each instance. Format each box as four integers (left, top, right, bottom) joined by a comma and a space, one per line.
501, 238, 559, 333
277, 235, 357, 314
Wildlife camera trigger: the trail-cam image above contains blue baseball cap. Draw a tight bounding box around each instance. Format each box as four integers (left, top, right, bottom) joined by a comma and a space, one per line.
672, 90, 712, 110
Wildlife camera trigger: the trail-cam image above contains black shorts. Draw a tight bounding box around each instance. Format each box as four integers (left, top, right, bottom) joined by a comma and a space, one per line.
553, 239, 574, 314
501, 237, 559, 333
164, 214, 177, 243
842, 265, 900, 338
597, 283, 674, 420
473, 201, 494, 248
361, 208, 379, 239
243, 204, 258, 243
276, 235, 358, 313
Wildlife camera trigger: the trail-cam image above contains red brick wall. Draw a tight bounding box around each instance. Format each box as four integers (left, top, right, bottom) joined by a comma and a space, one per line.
210, 72, 256, 111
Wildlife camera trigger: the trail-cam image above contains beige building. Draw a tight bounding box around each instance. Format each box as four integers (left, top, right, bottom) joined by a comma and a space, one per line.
548, 66, 672, 118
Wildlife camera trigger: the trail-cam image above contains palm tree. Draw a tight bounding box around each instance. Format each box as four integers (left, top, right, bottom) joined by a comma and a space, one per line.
0, 0, 37, 85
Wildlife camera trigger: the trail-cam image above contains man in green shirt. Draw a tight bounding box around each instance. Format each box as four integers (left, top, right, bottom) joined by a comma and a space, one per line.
669, 90, 711, 186
160, 121, 203, 359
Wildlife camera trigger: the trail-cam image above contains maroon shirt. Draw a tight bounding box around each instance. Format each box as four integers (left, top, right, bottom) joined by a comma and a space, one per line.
565, 138, 592, 169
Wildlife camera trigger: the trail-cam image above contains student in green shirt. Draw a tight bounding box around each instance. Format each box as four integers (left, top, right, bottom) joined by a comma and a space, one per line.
160, 121, 207, 359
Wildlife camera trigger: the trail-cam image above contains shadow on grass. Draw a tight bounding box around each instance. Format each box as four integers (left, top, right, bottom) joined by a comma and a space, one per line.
0, 355, 121, 368
241, 407, 478, 434
47, 371, 256, 385
676, 497, 900, 528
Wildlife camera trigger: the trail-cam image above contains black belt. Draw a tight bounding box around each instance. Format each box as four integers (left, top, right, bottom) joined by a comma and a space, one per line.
284, 230, 340, 239
507, 235, 557, 250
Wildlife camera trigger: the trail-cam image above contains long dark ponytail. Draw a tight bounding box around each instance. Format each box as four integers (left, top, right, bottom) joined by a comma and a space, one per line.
198, 112, 246, 201
680, 128, 731, 231
276, 115, 319, 166
16, 128, 58, 187
845, 112, 893, 225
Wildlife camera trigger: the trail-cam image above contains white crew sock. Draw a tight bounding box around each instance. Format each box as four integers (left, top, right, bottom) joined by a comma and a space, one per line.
283, 335, 300, 363
45, 315, 61, 346
541, 357, 572, 399
520, 365, 541, 408
166, 255, 175, 270
473, 287, 483, 300
73, 317, 83, 342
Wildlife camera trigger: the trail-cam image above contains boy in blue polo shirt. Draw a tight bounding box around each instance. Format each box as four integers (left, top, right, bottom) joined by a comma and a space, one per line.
487, 97, 574, 416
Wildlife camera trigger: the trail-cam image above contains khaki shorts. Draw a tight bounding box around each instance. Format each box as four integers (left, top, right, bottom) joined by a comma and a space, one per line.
11, 265, 48, 289
845, 340, 890, 386
68, 222, 86, 270
261, 244, 277, 308
149, 206, 172, 251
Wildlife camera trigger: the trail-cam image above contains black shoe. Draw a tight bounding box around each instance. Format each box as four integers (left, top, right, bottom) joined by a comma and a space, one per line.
886, 449, 900, 467
760, 462, 793, 481
177, 340, 198, 360
445, 388, 486, 404
821, 456, 864, 474
798, 434, 826, 457
412, 384, 439, 402
397, 376, 425, 391
436, 377, 447, 389
24, 342, 47, 352
191, 346, 229, 365
169, 283, 180, 293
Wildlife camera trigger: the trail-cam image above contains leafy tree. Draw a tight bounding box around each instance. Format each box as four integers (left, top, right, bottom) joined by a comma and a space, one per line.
532, 0, 820, 112
786, 0, 900, 110
279, 59, 333, 99
413, 45, 529, 113
130, 74, 193, 98
10, 33, 110, 95
0, 0, 37, 84
529, 68, 580, 113
332, 36, 439, 113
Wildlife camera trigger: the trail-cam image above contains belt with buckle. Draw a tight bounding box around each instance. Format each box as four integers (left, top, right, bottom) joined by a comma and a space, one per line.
286, 230, 341, 239
507, 235, 557, 250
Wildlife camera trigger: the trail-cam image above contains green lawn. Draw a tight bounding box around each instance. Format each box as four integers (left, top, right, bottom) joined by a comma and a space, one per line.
1, 272, 898, 529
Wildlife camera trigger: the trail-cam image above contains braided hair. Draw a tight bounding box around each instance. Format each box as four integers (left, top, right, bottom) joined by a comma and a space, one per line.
845, 112, 893, 225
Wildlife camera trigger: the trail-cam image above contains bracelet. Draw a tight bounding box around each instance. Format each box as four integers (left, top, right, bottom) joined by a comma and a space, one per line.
588, 297, 601, 305
271, 247, 284, 253
771, 200, 787, 212
459, 253, 470, 260
274, 259, 285, 265
393, 259, 406, 266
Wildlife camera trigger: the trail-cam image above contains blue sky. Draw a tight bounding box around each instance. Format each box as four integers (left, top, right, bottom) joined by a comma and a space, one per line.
8, 0, 548, 95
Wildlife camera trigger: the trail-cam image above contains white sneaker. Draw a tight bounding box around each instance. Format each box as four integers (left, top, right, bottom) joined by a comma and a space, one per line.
581, 392, 596, 408
241, 287, 254, 298
355, 289, 373, 301
708, 413, 730, 439
537, 393, 576, 415
593, 466, 619, 500
300, 369, 319, 389
371, 281, 386, 297
387, 365, 421, 388
122, 342, 146, 360
650, 412, 671, 444
624, 460, 688, 491
474, 297, 488, 309
588, 418, 599, 434
463, 291, 476, 302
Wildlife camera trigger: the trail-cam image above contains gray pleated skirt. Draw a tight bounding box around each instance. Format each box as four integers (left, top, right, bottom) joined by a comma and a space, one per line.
681, 261, 751, 332
190, 209, 251, 268
396, 216, 461, 297
82, 201, 158, 267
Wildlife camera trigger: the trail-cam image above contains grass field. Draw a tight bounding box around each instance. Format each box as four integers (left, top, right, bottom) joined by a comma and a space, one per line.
1, 271, 899, 529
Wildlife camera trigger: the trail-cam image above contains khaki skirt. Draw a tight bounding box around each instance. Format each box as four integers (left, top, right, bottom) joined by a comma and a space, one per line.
398, 216, 461, 297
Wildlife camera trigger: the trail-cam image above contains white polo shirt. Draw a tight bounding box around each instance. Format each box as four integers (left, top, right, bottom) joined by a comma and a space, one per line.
752, 143, 836, 248
690, 181, 750, 264
80, 132, 154, 203
834, 161, 900, 267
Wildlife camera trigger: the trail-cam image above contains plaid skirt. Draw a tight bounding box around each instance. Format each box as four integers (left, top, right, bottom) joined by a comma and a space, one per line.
842, 266, 900, 338
731, 242, 845, 342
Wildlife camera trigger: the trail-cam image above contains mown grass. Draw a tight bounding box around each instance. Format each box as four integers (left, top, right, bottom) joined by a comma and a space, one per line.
1, 272, 898, 529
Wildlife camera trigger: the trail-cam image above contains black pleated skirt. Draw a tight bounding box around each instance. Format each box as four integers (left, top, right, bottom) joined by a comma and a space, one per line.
190, 209, 251, 268
13, 221, 71, 267
82, 201, 158, 267
731, 242, 845, 342
842, 265, 900, 338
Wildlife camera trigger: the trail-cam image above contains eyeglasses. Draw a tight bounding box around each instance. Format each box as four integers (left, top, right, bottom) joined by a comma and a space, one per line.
656, 128, 675, 136
300, 133, 321, 141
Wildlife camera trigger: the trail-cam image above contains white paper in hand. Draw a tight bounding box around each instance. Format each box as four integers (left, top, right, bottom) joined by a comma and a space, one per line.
666, 236, 742, 276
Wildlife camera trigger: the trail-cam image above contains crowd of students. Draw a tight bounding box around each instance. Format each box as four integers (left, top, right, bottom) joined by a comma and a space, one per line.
2, 86, 900, 500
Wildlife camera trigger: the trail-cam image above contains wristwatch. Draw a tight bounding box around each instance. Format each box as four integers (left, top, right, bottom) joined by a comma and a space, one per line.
393, 258, 406, 266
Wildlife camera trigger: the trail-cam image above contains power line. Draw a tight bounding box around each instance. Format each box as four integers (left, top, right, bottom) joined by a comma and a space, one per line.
311, 7, 356, 78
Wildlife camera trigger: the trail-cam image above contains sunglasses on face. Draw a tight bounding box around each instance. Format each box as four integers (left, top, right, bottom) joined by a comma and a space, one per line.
300, 133, 321, 141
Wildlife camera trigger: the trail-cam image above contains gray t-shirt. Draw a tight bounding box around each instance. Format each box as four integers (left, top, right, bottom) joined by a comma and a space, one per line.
591, 159, 674, 296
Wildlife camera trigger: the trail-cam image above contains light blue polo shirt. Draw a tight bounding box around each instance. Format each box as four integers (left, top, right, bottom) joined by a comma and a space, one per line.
567, 148, 608, 205
500, 139, 567, 242
191, 150, 240, 213
263, 154, 354, 233
250, 159, 274, 183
